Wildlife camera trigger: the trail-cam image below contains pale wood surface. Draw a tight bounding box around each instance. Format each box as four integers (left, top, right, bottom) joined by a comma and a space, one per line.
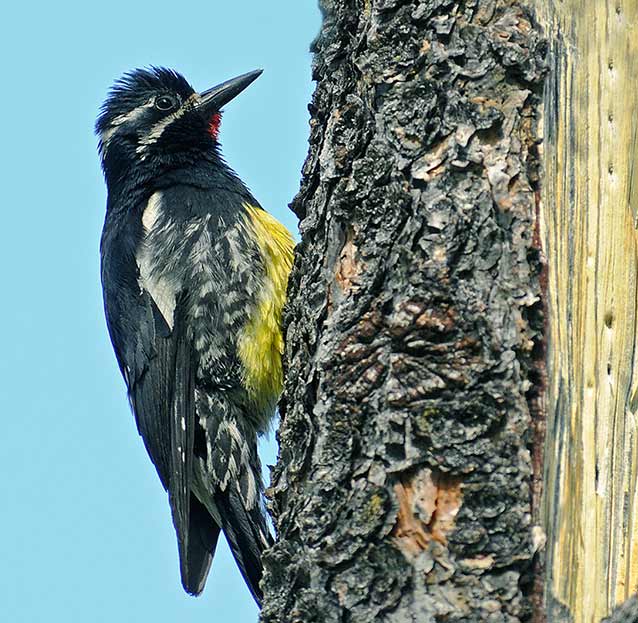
536, 2, 638, 621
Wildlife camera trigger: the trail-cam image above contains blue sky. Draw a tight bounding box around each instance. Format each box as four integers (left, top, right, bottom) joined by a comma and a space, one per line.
0, 2, 320, 621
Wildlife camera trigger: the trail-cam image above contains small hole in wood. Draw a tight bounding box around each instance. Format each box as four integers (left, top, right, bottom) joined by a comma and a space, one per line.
604, 311, 614, 328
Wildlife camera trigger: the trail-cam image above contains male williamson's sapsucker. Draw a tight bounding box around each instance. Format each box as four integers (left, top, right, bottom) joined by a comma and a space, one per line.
96, 67, 294, 605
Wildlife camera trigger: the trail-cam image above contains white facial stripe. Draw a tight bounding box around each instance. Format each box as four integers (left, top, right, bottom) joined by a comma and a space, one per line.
135, 110, 186, 153
99, 101, 155, 155
136, 94, 200, 155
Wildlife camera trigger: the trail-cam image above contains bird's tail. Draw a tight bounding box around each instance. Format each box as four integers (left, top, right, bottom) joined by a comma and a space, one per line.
214, 485, 274, 606
193, 391, 274, 605
179, 494, 221, 595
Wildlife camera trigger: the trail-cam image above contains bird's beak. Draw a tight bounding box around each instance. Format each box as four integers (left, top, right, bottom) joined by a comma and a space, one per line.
198, 70, 263, 113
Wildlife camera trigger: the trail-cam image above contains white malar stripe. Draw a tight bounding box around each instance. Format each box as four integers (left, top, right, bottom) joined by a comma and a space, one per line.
137, 191, 177, 330
136, 94, 199, 155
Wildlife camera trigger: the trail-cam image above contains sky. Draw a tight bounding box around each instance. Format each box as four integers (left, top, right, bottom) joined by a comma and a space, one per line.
0, 2, 320, 622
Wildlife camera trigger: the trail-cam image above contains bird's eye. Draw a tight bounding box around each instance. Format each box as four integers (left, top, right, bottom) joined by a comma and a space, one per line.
155, 95, 177, 111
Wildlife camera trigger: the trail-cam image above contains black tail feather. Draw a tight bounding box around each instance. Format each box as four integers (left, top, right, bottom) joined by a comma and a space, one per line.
215, 487, 274, 606
180, 494, 222, 595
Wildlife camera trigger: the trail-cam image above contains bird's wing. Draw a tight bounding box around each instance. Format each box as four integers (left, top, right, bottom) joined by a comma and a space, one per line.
101, 219, 171, 485
101, 188, 277, 600
100, 217, 216, 595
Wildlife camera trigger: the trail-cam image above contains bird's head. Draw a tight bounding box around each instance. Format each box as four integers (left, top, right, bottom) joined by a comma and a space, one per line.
96, 67, 261, 179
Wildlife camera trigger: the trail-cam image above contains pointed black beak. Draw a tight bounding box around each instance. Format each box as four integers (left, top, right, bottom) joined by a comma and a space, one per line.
198, 70, 263, 112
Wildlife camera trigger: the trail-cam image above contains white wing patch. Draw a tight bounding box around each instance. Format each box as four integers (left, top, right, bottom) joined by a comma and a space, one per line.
137, 191, 178, 330
141, 191, 162, 230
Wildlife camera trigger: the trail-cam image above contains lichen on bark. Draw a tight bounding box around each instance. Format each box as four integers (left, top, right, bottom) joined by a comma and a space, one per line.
262, 2, 547, 622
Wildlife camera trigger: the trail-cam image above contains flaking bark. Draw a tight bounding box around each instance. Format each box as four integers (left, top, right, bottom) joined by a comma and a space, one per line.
262, 1, 547, 621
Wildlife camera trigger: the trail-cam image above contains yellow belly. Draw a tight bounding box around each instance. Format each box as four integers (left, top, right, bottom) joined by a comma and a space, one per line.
238, 204, 295, 413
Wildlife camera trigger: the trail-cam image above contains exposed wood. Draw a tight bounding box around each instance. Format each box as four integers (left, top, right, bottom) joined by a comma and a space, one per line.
536, 2, 638, 622
261, 1, 547, 621
392, 468, 463, 555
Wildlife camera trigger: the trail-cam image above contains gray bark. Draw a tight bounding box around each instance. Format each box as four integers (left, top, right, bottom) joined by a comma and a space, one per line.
603, 598, 638, 623
261, 1, 547, 621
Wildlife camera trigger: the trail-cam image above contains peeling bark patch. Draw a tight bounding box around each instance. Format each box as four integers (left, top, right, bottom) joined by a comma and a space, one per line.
335, 227, 360, 293
393, 468, 463, 557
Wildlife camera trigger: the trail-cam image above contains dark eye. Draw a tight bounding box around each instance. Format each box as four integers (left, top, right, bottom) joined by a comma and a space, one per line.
155, 95, 177, 111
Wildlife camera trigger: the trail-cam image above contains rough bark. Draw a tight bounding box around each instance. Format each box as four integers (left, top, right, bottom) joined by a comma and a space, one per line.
603, 598, 638, 623
262, 1, 546, 621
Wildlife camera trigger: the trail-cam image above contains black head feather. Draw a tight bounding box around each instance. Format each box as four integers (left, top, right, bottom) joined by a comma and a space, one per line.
95, 67, 195, 136
95, 66, 260, 194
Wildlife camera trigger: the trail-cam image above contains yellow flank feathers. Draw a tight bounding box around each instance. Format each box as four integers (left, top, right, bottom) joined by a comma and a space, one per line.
238, 204, 294, 412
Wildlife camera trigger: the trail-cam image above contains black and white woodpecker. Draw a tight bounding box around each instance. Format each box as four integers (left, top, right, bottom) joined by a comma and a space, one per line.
96, 67, 294, 605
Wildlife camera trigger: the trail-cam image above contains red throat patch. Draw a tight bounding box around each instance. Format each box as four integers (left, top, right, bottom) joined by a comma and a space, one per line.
208, 113, 222, 140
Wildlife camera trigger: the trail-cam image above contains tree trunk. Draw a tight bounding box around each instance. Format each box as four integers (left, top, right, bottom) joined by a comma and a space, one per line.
261, 1, 547, 621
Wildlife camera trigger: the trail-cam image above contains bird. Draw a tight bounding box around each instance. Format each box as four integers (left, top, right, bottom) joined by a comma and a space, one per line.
95, 66, 294, 605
